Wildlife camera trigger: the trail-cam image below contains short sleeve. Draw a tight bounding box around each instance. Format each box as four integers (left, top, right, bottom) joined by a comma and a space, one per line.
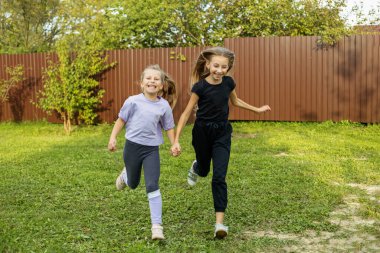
228, 76, 236, 91
118, 98, 134, 122
160, 104, 175, 130
191, 82, 202, 97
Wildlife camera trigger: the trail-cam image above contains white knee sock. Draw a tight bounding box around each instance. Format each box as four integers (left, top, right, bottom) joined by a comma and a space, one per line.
148, 190, 162, 225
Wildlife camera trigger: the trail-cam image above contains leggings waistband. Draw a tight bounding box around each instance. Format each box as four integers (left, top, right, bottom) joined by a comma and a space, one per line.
195, 120, 228, 129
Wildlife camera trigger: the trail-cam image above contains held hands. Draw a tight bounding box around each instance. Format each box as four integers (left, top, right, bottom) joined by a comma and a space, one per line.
258, 105, 271, 113
108, 138, 117, 152
170, 142, 181, 157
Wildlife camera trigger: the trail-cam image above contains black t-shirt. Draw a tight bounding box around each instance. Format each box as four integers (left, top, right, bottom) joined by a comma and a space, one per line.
191, 76, 236, 122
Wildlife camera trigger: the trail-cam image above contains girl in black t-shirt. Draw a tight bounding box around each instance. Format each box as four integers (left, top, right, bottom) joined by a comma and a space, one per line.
171, 47, 271, 239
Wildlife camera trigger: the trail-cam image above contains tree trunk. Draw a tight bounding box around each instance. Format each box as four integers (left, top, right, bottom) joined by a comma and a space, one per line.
62, 113, 71, 134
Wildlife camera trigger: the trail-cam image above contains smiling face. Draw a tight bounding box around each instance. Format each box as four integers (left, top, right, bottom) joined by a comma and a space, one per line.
205, 55, 230, 84
140, 69, 163, 96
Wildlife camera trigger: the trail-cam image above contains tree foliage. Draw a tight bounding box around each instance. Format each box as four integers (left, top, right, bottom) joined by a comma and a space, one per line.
2, 0, 379, 53
36, 38, 115, 133
209, 0, 352, 46
56, 0, 355, 48
0, 0, 60, 53
347, 0, 380, 32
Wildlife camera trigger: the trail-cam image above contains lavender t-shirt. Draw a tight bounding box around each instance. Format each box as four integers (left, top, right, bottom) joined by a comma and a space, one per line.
118, 93, 174, 146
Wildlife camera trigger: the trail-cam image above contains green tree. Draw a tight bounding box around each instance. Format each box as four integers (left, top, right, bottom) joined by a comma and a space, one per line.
2, 0, 379, 53
36, 38, 114, 133
113, 0, 222, 48
348, 0, 380, 32
0, 0, 61, 53
92, 0, 356, 47
56, 0, 122, 50
58, 0, 185, 49
210, 0, 351, 46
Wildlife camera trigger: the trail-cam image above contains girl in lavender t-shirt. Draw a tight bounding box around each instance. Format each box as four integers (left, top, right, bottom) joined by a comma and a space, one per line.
108, 65, 179, 240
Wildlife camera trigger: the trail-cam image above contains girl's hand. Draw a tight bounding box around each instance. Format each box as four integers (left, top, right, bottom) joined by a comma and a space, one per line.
108, 138, 117, 152
171, 143, 181, 157
258, 105, 271, 113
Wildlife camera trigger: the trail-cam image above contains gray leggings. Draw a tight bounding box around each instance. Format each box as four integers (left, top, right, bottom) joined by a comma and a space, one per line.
123, 140, 160, 193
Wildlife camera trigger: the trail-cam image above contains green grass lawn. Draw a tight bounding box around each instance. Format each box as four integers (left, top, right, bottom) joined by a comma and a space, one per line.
0, 121, 379, 252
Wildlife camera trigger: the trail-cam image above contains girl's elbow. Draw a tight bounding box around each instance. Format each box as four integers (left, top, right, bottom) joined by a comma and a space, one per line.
231, 100, 239, 107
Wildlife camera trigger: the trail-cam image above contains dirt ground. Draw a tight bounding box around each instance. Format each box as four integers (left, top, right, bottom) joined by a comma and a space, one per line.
244, 183, 380, 253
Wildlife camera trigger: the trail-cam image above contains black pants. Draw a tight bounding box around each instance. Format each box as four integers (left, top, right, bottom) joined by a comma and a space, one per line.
192, 120, 232, 212
123, 140, 160, 194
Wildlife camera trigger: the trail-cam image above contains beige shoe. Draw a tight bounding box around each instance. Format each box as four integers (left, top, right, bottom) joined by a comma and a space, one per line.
151, 224, 165, 240
115, 167, 127, 190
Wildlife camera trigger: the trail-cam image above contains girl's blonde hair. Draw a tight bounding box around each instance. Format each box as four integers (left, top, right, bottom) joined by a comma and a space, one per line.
190, 47, 235, 86
141, 64, 177, 109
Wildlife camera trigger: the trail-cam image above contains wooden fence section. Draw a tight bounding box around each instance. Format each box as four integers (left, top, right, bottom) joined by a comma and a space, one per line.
226, 36, 380, 123
0, 35, 379, 123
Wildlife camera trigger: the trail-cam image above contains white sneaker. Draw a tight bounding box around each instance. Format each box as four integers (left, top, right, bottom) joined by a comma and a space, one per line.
115, 167, 127, 191
214, 223, 228, 239
187, 160, 198, 186
151, 224, 165, 240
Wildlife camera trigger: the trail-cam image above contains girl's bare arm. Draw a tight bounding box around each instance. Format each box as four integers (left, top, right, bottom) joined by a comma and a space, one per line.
108, 118, 126, 151
171, 93, 199, 153
229, 90, 271, 113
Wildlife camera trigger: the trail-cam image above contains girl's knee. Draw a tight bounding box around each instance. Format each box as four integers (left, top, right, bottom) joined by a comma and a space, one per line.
212, 176, 226, 184
198, 171, 209, 177
146, 184, 159, 194
195, 163, 210, 177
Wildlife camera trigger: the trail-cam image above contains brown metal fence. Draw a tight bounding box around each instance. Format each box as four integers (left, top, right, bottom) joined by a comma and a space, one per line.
0, 35, 379, 123
226, 36, 380, 123
0, 52, 55, 122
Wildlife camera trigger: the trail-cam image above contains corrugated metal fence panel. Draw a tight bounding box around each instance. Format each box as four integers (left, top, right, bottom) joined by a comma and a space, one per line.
0, 36, 379, 123
225, 35, 380, 123
0, 54, 8, 120
0, 52, 50, 122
